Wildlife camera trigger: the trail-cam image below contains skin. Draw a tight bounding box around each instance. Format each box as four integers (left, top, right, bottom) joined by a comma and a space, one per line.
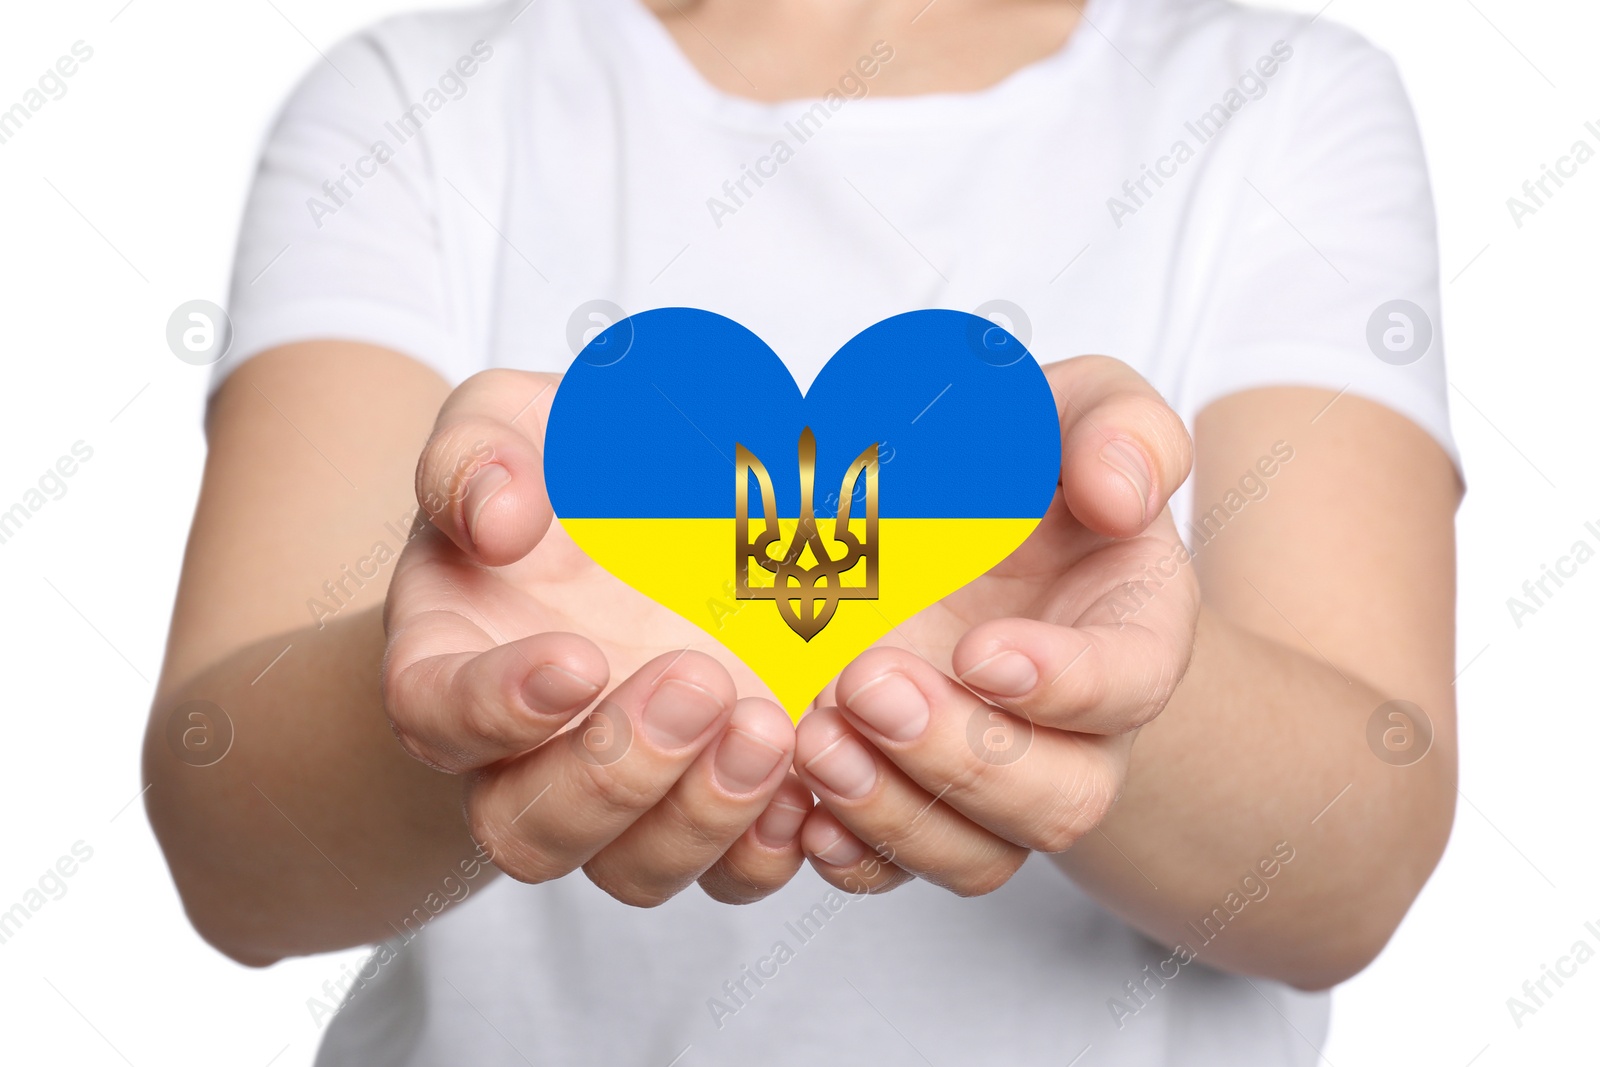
144, 0, 1460, 991
641, 0, 1086, 101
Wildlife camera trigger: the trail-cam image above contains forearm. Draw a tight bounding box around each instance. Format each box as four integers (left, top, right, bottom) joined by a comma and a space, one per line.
143, 606, 491, 965
1053, 604, 1456, 989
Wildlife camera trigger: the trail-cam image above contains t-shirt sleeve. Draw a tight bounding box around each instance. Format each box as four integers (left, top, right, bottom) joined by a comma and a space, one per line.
1179, 30, 1458, 470
211, 32, 475, 394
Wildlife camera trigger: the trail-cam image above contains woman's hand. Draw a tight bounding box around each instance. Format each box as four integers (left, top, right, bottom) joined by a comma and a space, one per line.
792, 356, 1200, 895
382, 369, 811, 907
385, 355, 1195, 907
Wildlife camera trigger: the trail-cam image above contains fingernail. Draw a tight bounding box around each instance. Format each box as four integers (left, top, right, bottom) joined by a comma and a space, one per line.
714, 728, 786, 794
805, 734, 877, 799
642, 679, 724, 749
463, 463, 511, 543
523, 664, 602, 715
755, 799, 809, 848
959, 651, 1039, 698
843, 672, 929, 742
810, 824, 868, 868
1101, 440, 1153, 526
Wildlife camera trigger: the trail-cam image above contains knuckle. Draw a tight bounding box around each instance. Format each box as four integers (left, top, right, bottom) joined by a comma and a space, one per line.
455, 683, 516, 753
943, 740, 1004, 802
1080, 783, 1119, 831
1036, 773, 1118, 853
1037, 641, 1108, 716
577, 759, 661, 815
380, 652, 426, 726
1128, 691, 1169, 730
1031, 819, 1083, 855
949, 851, 1025, 898
1082, 663, 1114, 714
871, 821, 926, 867
464, 791, 559, 885
382, 671, 469, 773
669, 808, 738, 850
1125, 655, 1180, 729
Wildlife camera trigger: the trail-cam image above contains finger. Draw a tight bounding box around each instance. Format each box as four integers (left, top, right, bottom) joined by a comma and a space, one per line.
1047, 356, 1193, 538
800, 807, 913, 896
835, 648, 1128, 854
699, 774, 813, 905
384, 616, 608, 773
584, 698, 795, 907
416, 369, 558, 566
464, 650, 735, 886
953, 605, 1193, 735
795, 707, 1027, 896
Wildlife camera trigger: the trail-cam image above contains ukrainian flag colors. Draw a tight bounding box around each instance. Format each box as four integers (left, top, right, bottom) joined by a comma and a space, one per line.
545, 308, 1061, 718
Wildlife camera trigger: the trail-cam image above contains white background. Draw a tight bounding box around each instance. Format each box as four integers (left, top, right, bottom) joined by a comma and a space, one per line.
0, 0, 1595, 1064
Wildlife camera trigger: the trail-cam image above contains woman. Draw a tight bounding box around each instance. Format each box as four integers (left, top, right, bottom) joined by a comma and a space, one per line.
146, 0, 1461, 1062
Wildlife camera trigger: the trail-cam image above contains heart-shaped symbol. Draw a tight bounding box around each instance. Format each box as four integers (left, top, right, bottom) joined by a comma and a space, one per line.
545, 308, 1061, 718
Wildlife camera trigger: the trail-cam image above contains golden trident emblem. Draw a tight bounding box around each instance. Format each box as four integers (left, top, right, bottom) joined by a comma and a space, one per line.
736, 428, 879, 641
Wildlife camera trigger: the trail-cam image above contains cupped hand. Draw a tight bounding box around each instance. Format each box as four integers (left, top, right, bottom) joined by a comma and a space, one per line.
792, 356, 1201, 896
382, 369, 811, 907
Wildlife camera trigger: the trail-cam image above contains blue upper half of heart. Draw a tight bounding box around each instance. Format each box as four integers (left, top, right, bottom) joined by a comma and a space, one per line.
545, 308, 1061, 520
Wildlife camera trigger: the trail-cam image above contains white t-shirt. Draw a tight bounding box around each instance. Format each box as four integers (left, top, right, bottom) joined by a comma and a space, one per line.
216, 0, 1456, 1062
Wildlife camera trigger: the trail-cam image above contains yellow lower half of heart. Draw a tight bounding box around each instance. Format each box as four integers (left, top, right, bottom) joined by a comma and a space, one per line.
561, 518, 1038, 719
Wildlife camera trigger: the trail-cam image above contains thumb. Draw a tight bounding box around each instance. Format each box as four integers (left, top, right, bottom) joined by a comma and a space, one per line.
1047, 355, 1193, 539
415, 369, 558, 566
